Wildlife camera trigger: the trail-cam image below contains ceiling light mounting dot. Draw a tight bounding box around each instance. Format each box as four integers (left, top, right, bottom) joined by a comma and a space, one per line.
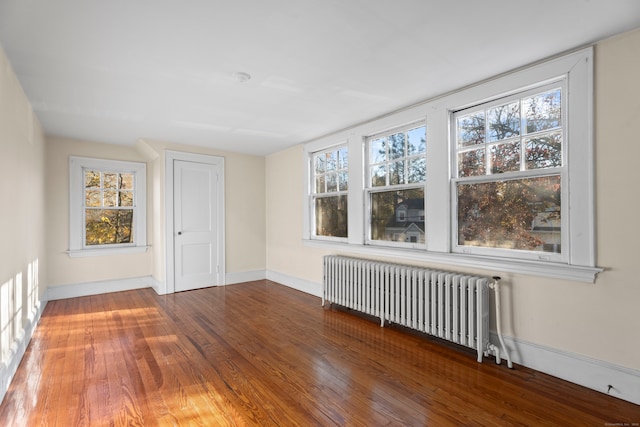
233, 71, 251, 83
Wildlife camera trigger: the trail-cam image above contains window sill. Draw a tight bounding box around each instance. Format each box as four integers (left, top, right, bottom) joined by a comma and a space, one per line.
67, 246, 150, 258
302, 239, 602, 283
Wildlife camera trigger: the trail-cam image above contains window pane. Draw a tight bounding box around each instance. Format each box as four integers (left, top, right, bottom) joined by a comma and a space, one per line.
457, 111, 485, 147
120, 173, 134, 190
370, 188, 424, 243
388, 132, 405, 160
338, 171, 348, 191
370, 137, 386, 163
525, 88, 561, 133
84, 170, 100, 188
315, 176, 325, 194
407, 157, 426, 183
389, 161, 404, 185
104, 173, 118, 189
120, 191, 134, 207
526, 131, 562, 169
458, 149, 485, 177
314, 154, 325, 174
103, 190, 118, 207
338, 147, 348, 169
315, 195, 347, 237
487, 101, 520, 142
490, 141, 520, 173
85, 189, 101, 207
371, 165, 386, 187
457, 176, 561, 252
85, 209, 134, 245
326, 151, 337, 171
326, 173, 338, 192
407, 126, 426, 155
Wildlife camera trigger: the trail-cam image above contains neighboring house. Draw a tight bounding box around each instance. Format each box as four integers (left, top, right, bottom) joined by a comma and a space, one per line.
385, 198, 425, 243
531, 206, 562, 253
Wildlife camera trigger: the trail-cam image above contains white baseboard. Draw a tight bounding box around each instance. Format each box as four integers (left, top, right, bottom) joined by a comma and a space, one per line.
492, 333, 640, 405
46, 276, 154, 300
0, 299, 46, 405
149, 277, 167, 295
226, 269, 266, 285
266, 270, 322, 297
266, 269, 640, 406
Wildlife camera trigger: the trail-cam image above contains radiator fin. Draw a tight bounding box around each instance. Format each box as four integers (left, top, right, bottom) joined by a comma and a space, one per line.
323, 255, 490, 362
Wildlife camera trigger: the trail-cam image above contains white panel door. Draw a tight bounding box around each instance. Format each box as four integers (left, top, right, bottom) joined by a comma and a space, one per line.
174, 159, 220, 292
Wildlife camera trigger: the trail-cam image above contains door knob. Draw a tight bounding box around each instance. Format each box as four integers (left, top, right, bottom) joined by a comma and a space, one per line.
177, 231, 182, 235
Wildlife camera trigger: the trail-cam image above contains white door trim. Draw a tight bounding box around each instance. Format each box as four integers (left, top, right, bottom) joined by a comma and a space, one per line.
165, 150, 225, 293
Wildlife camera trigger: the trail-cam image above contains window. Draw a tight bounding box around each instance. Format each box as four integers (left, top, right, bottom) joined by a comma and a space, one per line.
69, 157, 147, 256
303, 47, 598, 281
453, 84, 564, 260
311, 145, 348, 239
366, 123, 426, 246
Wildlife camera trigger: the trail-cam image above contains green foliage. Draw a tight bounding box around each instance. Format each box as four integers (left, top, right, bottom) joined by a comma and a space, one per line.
85, 209, 133, 245
457, 177, 560, 250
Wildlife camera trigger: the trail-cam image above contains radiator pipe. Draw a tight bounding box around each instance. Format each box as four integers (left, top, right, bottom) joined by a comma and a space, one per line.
490, 276, 513, 369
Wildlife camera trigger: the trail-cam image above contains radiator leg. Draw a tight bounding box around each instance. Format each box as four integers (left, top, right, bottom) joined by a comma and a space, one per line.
487, 343, 502, 365
490, 277, 513, 369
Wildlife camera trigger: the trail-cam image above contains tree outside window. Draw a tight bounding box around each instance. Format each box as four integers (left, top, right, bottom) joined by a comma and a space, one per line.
455, 86, 563, 253
312, 145, 348, 238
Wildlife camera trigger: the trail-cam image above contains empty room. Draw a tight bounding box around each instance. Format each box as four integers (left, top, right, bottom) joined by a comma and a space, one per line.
1, 1, 639, 425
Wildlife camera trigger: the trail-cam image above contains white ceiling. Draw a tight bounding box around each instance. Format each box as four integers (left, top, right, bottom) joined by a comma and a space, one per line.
1, 1, 639, 156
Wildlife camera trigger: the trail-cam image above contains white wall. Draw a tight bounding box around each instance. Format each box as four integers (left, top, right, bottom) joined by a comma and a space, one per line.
0, 44, 46, 401
44, 136, 154, 289
265, 28, 640, 402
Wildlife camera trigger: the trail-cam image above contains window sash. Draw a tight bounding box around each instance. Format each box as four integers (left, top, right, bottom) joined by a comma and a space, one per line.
310, 144, 349, 240
366, 122, 426, 188
450, 80, 568, 262
365, 185, 426, 248
69, 157, 147, 255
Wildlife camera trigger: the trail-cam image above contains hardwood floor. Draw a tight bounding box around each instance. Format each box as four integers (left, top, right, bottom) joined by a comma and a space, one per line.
0, 280, 638, 426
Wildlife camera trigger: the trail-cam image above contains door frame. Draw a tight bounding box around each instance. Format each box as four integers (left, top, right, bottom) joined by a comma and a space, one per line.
165, 150, 225, 294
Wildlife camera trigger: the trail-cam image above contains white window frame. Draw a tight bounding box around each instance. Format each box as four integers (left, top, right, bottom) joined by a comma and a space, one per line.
451, 81, 566, 263
364, 121, 426, 249
308, 143, 349, 242
68, 156, 148, 257
302, 47, 601, 282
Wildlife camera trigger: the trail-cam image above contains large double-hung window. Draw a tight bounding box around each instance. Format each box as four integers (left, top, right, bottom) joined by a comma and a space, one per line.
366, 123, 426, 247
69, 157, 147, 256
453, 83, 564, 259
311, 145, 348, 239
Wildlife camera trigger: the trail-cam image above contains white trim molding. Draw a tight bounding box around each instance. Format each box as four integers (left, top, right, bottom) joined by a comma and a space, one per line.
303, 240, 602, 283
492, 333, 640, 406
226, 270, 266, 285
266, 270, 322, 298
46, 276, 154, 300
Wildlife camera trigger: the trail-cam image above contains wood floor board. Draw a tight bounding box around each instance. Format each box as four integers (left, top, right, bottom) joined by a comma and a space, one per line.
0, 280, 638, 426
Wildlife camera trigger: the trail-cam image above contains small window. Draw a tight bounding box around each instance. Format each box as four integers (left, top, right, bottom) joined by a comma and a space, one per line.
453, 84, 564, 258
366, 123, 426, 246
311, 145, 348, 239
69, 157, 147, 256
